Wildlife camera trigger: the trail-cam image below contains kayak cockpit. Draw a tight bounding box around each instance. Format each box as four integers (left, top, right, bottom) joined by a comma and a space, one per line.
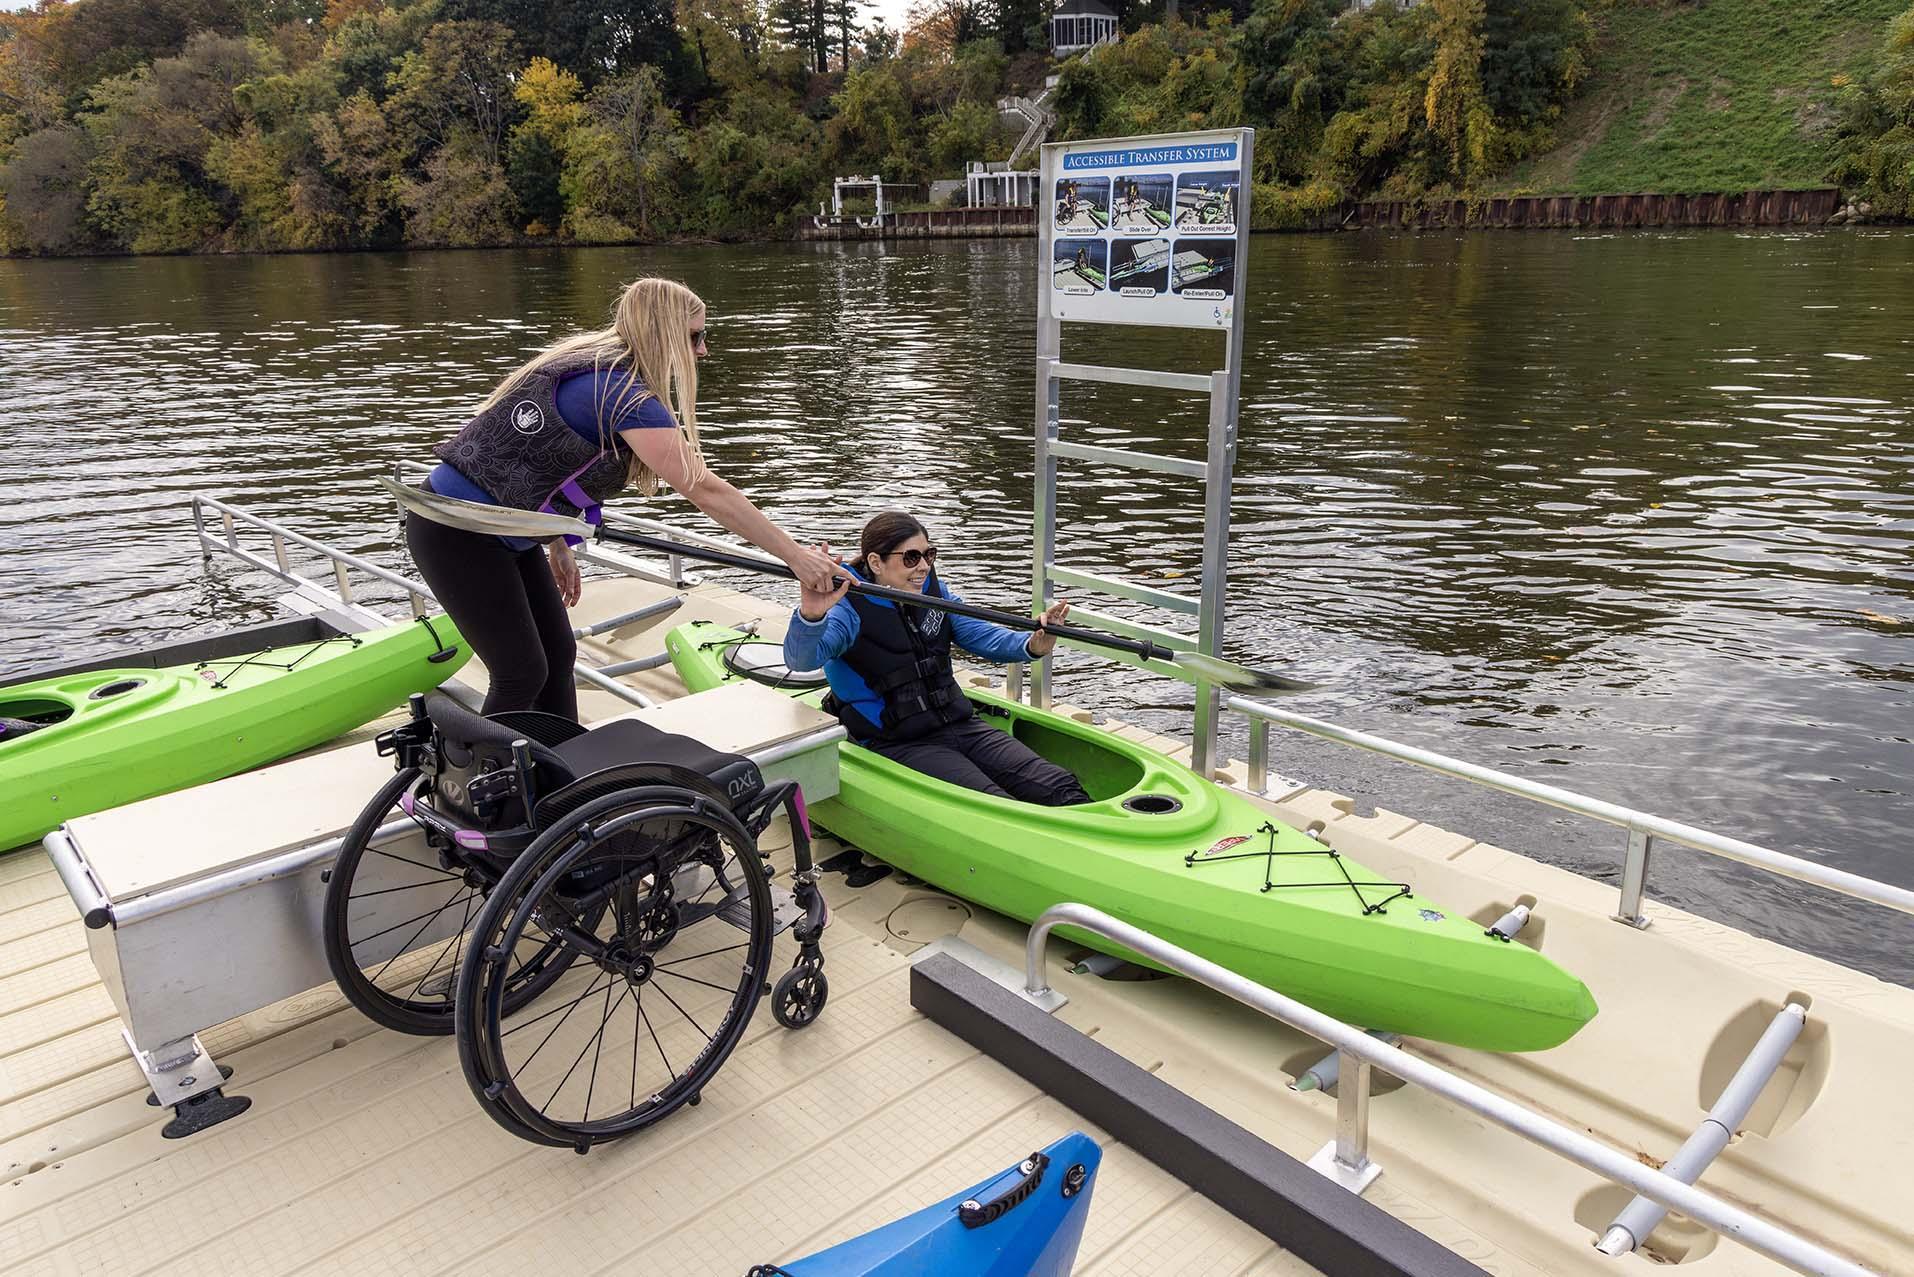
992, 703, 1143, 801
0, 696, 71, 736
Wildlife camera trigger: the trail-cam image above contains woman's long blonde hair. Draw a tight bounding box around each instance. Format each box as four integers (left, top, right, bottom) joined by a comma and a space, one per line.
477, 277, 707, 497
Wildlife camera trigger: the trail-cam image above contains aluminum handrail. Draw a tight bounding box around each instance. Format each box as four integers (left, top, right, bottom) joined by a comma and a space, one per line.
193, 493, 653, 709
1224, 695, 1914, 923
44, 827, 112, 929
1022, 903, 1876, 1277
194, 494, 432, 614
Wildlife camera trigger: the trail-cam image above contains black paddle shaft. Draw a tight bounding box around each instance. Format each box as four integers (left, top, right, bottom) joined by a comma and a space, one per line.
595, 525, 1176, 663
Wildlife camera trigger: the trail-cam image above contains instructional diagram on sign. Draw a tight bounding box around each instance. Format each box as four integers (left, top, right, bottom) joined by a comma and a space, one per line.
1172, 170, 1238, 231
1053, 177, 1109, 233
1044, 129, 1249, 329
1052, 238, 1106, 293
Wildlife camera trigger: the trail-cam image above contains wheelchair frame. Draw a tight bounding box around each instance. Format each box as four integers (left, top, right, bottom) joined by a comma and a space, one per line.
322, 694, 832, 1150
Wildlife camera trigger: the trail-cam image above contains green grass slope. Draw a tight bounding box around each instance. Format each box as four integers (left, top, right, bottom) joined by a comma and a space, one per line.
1502, 0, 1904, 194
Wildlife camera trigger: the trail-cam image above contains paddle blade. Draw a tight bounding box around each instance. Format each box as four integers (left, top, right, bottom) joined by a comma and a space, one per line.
1171, 648, 1318, 695
377, 475, 592, 542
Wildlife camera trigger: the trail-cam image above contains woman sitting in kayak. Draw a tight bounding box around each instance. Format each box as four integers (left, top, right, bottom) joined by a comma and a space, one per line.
411, 276, 837, 719
784, 512, 1091, 806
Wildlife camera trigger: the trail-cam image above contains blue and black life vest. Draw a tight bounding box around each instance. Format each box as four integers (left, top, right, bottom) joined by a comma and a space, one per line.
834, 573, 974, 743
432, 353, 650, 523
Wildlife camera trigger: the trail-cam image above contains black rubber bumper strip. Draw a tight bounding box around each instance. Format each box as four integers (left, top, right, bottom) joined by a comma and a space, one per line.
909, 953, 1490, 1277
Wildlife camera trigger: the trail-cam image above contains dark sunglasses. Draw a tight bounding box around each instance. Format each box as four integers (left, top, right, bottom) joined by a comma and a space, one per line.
689, 328, 708, 348
883, 546, 938, 569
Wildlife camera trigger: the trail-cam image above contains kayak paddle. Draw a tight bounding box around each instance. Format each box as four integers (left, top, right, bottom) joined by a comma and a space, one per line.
379, 477, 1317, 695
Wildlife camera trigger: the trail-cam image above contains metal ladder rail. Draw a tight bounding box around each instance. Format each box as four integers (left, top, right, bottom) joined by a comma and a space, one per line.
1224, 695, 1914, 925
193, 493, 431, 627
191, 494, 655, 710
1020, 356, 1240, 777
1020, 903, 1877, 1277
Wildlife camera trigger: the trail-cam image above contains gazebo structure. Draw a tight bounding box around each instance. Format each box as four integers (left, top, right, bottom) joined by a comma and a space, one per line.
1051, 0, 1118, 57
967, 161, 1040, 209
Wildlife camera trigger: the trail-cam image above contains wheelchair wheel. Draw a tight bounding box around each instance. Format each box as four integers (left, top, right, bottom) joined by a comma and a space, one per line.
455, 788, 773, 1150
323, 767, 591, 1036
772, 961, 827, 1030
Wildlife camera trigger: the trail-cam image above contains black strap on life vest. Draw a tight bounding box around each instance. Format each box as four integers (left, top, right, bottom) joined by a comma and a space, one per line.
835, 572, 974, 743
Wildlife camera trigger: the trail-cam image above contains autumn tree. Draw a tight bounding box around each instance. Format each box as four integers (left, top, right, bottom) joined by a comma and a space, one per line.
1831, 4, 1914, 216
81, 33, 270, 252
312, 89, 405, 243
1423, 0, 1491, 184
0, 126, 94, 252
508, 56, 583, 233
562, 65, 683, 239
441, 0, 692, 91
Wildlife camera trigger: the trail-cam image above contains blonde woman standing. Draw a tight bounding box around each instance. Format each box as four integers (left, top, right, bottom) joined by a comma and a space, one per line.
411, 277, 837, 719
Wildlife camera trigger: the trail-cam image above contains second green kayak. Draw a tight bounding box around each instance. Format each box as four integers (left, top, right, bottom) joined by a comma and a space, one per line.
668, 621, 1596, 1053
1, 616, 469, 851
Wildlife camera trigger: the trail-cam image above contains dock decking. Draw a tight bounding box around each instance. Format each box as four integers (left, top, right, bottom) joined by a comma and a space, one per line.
5, 573, 1911, 1276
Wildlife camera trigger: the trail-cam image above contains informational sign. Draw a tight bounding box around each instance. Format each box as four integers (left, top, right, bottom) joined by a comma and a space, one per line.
1041, 129, 1251, 330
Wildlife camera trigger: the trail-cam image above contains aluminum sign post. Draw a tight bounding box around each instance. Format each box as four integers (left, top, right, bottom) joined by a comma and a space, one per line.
1030, 128, 1253, 776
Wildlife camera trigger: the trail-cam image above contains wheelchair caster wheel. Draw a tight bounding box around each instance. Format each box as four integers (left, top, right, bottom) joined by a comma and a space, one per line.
772, 963, 828, 1029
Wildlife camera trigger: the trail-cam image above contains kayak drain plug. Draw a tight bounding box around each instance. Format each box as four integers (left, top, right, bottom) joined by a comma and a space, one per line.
1121, 794, 1182, 815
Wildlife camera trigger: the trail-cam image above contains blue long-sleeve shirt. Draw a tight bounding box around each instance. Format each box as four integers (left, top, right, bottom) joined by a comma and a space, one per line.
784, 568, 1035, 731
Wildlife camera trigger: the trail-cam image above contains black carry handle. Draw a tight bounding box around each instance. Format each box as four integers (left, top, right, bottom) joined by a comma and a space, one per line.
957, 1150, 1050, 1229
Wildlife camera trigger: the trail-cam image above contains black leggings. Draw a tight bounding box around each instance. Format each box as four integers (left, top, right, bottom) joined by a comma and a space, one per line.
406, 511, 578, 719
866, 717, 1091, 805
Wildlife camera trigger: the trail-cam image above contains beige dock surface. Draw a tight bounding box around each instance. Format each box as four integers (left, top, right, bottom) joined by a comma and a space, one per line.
6, 569, 1913, 1277
0, 886, 1310, 1277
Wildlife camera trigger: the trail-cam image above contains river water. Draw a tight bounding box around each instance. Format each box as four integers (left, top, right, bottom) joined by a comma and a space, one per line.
2, 232, 1910, 981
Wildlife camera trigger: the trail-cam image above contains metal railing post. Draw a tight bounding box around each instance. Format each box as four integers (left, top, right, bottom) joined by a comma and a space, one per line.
1247, 716, 1269, 793
1616, 826, 1653, 928
1192, 362, 1238, 779
1030, 345, 1060, 711
1309, 1048, 1382, 1193
272, 532, 290, 575
193, 498, 211, 561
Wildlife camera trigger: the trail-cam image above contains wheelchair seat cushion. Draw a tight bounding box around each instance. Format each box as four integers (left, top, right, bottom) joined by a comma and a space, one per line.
552, 718, 765, 808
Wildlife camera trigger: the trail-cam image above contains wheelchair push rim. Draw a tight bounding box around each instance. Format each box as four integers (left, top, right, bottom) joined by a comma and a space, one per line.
322, 766, 594, 1036
455, 788, 775, 1149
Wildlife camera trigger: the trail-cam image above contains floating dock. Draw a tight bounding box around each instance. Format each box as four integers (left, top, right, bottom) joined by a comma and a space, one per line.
5, 555, 1910, 1276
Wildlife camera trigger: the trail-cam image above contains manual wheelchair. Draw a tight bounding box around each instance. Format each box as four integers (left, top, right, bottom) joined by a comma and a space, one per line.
321, 691, 830, 1151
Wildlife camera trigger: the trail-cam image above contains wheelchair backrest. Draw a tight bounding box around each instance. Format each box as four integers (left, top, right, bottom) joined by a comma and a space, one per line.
422, 692, 575, 829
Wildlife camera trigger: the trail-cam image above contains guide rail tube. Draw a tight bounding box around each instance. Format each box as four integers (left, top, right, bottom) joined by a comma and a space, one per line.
1022, 903, 1875, 1277
1225, 697, 1914, 920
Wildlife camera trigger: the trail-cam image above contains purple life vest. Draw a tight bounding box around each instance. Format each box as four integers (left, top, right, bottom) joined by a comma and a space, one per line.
432, 353, 653, 522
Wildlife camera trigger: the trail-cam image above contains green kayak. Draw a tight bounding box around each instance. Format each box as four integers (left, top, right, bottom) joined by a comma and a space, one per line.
668, 621, 1597, 1052
0, 617, 469, 852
